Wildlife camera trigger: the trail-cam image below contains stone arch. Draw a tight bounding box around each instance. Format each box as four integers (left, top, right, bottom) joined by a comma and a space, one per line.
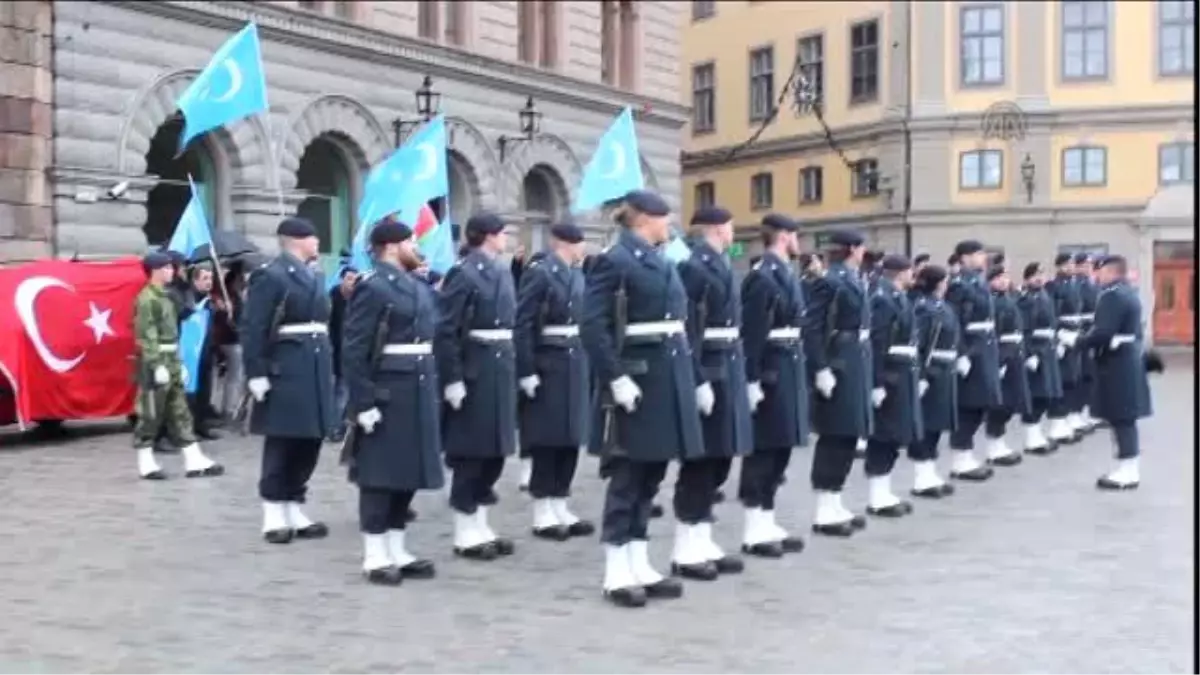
277, 94, 392, 192
445, 117, 500, 212
500, 133, 583, 213
639, 154, 659, 191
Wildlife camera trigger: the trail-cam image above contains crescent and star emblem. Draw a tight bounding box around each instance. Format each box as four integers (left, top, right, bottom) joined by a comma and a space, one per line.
599, 141, 626, 180
14, 276, 115, 374
412, 142, 440, 181
197, 58, 244, 103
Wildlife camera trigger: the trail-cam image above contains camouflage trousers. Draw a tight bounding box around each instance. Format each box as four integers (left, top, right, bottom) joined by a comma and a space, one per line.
132, 373, 197, 449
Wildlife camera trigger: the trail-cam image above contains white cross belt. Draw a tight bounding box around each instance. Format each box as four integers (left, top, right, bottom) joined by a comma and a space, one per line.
382, 343, 432, 356
278, 322, 328, 335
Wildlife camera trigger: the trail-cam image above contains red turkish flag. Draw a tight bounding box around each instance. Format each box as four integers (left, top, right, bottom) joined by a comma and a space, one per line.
0, 258, 146, 428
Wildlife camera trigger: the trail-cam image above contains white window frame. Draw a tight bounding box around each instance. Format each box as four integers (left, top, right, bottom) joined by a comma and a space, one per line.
796, 34, 824, 112
1159, 0, 1195, 76
799, 166, 823, 203
694, 181, 716, 209
1062, 146, 1107, 187
748, 46, 775, 123
959, 149, 1004, 189
1061, 1, 1109, 80
960, 5, 1005, 86
851, 159, 879, 198
750, 172, 773, 210
1159, 142, 1195, 185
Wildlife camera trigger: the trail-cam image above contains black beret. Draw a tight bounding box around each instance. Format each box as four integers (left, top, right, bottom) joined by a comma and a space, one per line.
797, 252, 816, 269
339, 265, 357, 278
1096, 254, 1126, 268
1073, 252, 1092, 264
990, 252, 1006, 266
143, 251, 172, 271
466, 212, 505, 236
761, 213, 797, 231
829, 229, 865, 247
164, 249, 187, 266
1023, 262, 1042, 280
277, 217, 317, 238
880, 254, 912, 272
623, 189, 671, 217
916, 264, 948, 289
1054, 252, 1073, 266
913, 253, 930, 266
369, 219, 413, 246
953, 239, 985, 256
550, 222, 585, 244
986, 265, 1006, 281
947, 253, 960, 265
690, 206, 733, 226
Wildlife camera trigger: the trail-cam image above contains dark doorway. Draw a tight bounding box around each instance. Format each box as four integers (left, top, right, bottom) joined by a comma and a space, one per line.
295, 135, 352, 275
143, 115, 217, 246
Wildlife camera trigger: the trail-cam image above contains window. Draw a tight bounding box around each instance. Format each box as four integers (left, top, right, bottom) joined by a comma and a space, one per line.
1159, 142, 1195, 185
1058, 243, 1110, 258
445, 2, 466, 46
539, 1, 559, 68
518, 1, 536, 63
1062, 146, 1107, 186
796, 35, 824, 113
748, 46, 775, 122
601, 1, 617, 84
692, 0, 715, 21
852, 159, 879, 197
331, 1, 353, 19
961, 5, 1005, 85
750, 173, 773, 209
799, 167, 823, 203
1159, 1, 1195, 76
850, 20, 879, 103
694, 181, 716, 209
418, 0, 439, 40
1062, 1, 1109, 80
691, 63, 716, 134
959, 150, 1004, 189
617, 1, 638, 90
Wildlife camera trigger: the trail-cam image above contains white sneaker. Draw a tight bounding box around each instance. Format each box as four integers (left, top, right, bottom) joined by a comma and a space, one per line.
137, 447, 164, 479
453, 511, 490, 550
386, 530, 417, 567
952, 449, 984, 474
181, 442, 222, 477
603, 544, 640, 592
1047, 417, 1074, 442
261, 501, 289, 534
671, 523, 709, 566
1023, 423, 1049, 451
627, 539, 665, 585
868, 475, 902, 509
742, 507, 776, 546
812, 491, 849, 526
695, 522, 726, 562
286, 502, 317, 530
362, 533, 394, 572
550, 498, 581, 526
985, 437, 1018, 461
912, 460, 949, 493
1099, 458, 1140, 488
532, 499, 561, 530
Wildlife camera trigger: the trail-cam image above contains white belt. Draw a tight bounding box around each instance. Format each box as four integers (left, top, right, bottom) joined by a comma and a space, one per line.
541, 325, 579, 338
766, 327, 800, 340
966, 321, 995, 333
998, 333, 1023, 344
930, 349, 958, 361
1111, 334, 1136, 347
704, 327, 741, 340
625, 320, 685, 337
1080, 313, 1095, 322
157, 344, 177, 353
1032, 328, 1056, 339
382, 343, 432, 356
468, 329, 513, 341
278, 322, 327, 335
1058, 314, 1083, 324
887, 345, 918, 357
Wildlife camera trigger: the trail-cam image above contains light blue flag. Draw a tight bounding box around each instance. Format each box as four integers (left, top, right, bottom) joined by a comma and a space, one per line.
662, 230, 692, 263
419, 205, 456, 275
176, 23, 269, 152
573, 107, 645, 213
166, 177, 213, 259
179, 298, 210, 395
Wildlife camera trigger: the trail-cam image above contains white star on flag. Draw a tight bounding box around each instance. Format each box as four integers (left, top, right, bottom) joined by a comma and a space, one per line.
83, 302, 115, 343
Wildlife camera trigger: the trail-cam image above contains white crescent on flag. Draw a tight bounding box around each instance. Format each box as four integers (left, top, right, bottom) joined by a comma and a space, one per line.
14, 276, 114, 374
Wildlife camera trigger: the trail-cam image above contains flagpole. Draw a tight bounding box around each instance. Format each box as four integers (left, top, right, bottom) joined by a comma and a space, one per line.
187, 172, 234, 310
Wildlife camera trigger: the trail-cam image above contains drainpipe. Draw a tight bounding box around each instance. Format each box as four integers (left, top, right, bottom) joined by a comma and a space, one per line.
901, 3, 914, 257
48, 0, 59, 258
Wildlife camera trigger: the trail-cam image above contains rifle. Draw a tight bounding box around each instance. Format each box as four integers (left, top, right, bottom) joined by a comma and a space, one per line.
922, 309, 944, 372
233, 290, 289, 435
340, 304, 393, 470
597, 273, 628, 454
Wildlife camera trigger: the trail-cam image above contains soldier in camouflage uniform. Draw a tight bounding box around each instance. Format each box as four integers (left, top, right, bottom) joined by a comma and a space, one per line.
133, 251, 224, 480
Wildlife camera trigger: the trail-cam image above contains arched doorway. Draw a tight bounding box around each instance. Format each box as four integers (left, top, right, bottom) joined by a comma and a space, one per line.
295, 135, 354, 275
521, 164, 566, 251
143, 115, 218, 246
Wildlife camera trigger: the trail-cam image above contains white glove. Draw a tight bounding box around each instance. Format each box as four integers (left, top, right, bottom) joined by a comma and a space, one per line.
356, 407, 382, 434
870, 387, 887, 408
918, 379, 929, 398
747, 381, 765, 411
1057, 330, 1078, 348
153, 365, 170, 386
610, 375, 642, 413
247, 377, 271, 402
955, 356, 972, 377
444, 381, 467, 410
519, 375, 541, 399
1025, 355, 1039, 371
1056, 343, 1067, 359
1108, 336, 1122, 350
180, 365, 189, 385
814, 368, 837, 398
695, 382, 715, 416
999, 365, 1008, 379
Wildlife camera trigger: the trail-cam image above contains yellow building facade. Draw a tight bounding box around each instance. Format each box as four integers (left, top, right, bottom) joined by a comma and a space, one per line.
681, 0, 1194, 343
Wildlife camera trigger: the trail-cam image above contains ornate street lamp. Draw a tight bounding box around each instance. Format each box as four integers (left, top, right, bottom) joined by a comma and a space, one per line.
1020, 153, 1036, 203
392, 75, 442, 147
497, 96, 543, 162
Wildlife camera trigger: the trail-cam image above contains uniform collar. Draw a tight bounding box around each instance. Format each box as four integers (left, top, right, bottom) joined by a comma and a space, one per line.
618, 228, 660, 265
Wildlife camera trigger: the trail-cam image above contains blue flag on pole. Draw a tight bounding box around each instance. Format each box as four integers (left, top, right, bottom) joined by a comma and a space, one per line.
179, 298, 210, 395
662, 231, 692, 263
176, 23, 269, 152
167, 177, 213, 259
573, 107, 645, 213
420, 204, 456, 275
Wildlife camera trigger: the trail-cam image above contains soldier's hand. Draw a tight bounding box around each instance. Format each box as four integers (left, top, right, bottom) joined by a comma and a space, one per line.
695, 382, 715, 416
1057, 329, 1079, 348
1056, 343, 1067, 359
814, 368, 837, 398
610, 376, 641, 413
999, 365, 1008, 379
444, 381, 467, 410
955, 356, 972, 377
918, 379, 929, 398
870, 387, 887, 408
519, 375, 541, 399
153, 365, 170, 386
356, 408, 382, 434
248, 377, 271, 402
1025, 355, 1040, 371
747, 381, 766, 412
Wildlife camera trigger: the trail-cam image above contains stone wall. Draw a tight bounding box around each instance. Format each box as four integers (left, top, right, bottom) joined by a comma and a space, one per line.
0, 0, 53, 263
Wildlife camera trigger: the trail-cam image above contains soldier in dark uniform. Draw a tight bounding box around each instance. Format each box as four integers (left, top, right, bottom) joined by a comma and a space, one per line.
341, 220, 442, 585
908, 265, 958, 497
1073, 252, 1101, 434
861, 254, 921, 518
803, 229, 872, 537
435, 212, 518, 561
515, 223, 594, 542
946, 253, 962, 280
581, 189, 703, 608
242, 217, 336, 544
909, 254, 931, 301
979, 266, 1029, 466
669, 206, 752, 578
1045, 253, 1084, 445
943, 240, 1000, 482
1016, 262, 1064, 455
1077, 255, 1152, 490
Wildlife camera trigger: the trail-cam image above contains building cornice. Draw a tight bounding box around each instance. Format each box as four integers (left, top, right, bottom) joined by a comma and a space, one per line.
104, 0, 691, 129
682, 103, 1195, 172
727, 201, 1151, 231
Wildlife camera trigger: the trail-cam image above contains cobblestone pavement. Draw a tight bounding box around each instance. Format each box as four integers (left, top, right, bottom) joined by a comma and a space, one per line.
0, 356, 1193, 674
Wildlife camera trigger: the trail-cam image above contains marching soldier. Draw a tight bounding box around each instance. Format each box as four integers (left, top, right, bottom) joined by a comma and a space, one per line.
581, 189, 703, 608
909, 254, 931, 301
341, 220, 442, 585
804, 229, 872, 537
1045, 253, 1085, 445
515, 223, 594, 542
242, 217, 336, 544
979, 266, 1029, 466
1016, 262, 1064, 455
861, 255, 921, 518
132, 251, 224, 480
943, 240, 1000, 482
946, 253, 962, 281
737, 214, 808, 559
1074, 252, 1101, 433
435, 212, 518, 561
670, 206, 753, 578
1076, 255, 1152, 490
908, 265, 958, 497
